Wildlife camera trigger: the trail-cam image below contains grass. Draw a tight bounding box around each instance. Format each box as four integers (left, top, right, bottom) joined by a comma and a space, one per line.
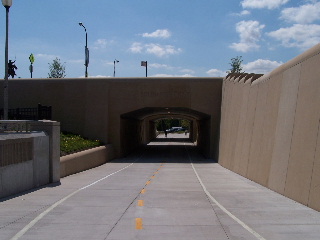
60, 132, 102, 157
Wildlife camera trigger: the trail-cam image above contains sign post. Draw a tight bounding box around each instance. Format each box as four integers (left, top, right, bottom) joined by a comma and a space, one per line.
141, 61, 147, 77
29, 53, 34, 78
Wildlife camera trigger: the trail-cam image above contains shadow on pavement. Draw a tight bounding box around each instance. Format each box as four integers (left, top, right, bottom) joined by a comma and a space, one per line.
114, 138, 217, 164
0, 181, 62, 203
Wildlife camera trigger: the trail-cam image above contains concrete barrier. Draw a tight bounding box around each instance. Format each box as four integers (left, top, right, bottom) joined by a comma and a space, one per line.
0, 120, 60, 199
60, 145, 114, 178
0, 132, 49, 199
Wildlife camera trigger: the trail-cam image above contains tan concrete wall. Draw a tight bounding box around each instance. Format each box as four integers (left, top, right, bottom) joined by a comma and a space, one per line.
60, 145, 114, 178
219, 43, 320, 211
0, 78, 222, 159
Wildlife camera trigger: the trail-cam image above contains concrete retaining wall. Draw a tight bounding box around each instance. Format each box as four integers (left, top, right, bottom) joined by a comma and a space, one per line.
60, 145, 114, 178
219, 43, 320, 211
0, 132, 49, 199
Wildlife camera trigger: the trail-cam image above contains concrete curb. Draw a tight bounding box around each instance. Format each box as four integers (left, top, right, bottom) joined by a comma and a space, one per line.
60, 145, 114, 178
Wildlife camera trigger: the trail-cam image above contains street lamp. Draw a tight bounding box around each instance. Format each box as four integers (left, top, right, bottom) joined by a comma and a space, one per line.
2, 0, 12, 120
78, 22, 89, 77
113, 59, 119, 77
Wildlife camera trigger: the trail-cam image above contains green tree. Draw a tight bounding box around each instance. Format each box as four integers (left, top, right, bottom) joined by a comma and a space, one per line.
180, 119, 190, 129
48, 57, 66, 78
227, 56, 244, 74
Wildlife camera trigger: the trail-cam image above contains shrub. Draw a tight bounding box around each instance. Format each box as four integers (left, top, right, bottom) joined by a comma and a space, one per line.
60, 132, 102, 156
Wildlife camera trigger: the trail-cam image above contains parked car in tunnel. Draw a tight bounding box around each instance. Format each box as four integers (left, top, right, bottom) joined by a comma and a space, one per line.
166, 127, 186, 133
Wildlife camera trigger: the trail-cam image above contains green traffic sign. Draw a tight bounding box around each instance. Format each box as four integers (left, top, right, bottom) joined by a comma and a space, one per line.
29, 54, 35, 64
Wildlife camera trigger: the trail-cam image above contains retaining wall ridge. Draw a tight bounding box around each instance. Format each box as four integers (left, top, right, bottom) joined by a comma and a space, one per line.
224, 73, 263, 84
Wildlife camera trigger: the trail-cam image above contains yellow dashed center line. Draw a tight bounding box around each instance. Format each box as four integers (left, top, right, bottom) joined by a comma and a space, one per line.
136, 218, 143, 230
136, 163, 166, 231
138, 200, 144, 206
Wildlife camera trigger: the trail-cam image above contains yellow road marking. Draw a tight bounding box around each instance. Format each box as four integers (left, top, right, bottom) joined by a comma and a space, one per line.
141, 189, 146, 194
146, 180, 151, 185
138, 200, 144, 206
136, 218, 143, 230
151, 176, 155, 179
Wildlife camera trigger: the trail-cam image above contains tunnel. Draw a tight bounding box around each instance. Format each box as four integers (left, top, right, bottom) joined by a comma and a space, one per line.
120, 107, 212, 158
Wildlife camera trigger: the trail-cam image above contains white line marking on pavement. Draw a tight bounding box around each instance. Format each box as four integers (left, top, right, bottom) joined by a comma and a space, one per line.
185, 145, 266, 240
10, 162, 134, 240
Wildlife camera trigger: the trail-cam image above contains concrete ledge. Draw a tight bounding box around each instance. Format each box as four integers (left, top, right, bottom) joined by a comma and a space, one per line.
60, 145, 114, 178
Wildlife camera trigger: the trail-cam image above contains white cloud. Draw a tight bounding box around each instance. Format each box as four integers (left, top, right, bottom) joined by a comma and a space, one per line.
149, 63, 174, 70
148, 64, 194, 74
232, 10, 251, 16
267, 24, 320, 50
129, 42, 182, 57
129, 42, 143, 53
36, 54, 57, 61
280, 2, 320, 24
91, 75, 111, 78
243, 59, 283, 74
151, 73, 194, 77
240, 10, 251, 16
241, 0, 289, 9
142, 29, 171, 39
79, 74, 112, 78
180, 69, 195, 74
206, 69, 226, 77
93, 39, 111, 50
146, 44, 182, 57
230, 20, 265, 52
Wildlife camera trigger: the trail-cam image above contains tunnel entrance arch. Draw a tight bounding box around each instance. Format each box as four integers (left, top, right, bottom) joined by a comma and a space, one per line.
121, 107, 212, 157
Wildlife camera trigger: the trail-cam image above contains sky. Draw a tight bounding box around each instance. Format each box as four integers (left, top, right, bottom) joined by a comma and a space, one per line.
0, 0, 320, 78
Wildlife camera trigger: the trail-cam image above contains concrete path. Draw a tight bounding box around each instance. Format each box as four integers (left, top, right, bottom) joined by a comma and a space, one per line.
1, 134, 320, 239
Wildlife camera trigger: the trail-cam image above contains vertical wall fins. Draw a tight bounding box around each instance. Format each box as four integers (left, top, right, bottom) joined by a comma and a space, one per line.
219, 43, 320, 212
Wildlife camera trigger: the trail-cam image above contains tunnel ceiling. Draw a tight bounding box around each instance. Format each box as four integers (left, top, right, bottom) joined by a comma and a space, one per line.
121, 107, 210, 121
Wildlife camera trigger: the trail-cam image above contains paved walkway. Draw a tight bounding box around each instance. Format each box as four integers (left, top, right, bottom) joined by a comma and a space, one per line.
1, 135, 320, 239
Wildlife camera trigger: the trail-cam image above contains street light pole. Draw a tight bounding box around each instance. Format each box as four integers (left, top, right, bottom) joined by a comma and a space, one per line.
113, 59, 119, 77
79, 22, 89, 77
2, 0, 12, 120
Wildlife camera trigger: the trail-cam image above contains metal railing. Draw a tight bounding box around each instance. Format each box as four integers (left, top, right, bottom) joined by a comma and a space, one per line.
0, 120, 32, 133
0, 103, 52, 121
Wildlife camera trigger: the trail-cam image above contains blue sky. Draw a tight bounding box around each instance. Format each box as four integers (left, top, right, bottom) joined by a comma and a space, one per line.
0, 0, 320, 78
